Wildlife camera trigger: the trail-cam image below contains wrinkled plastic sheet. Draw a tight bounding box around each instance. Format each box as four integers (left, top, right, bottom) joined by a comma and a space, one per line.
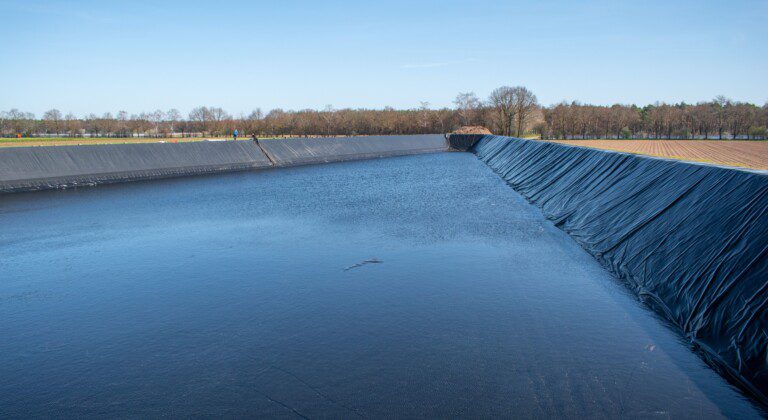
0, 141, 272, 193
259, 135, 448, 166
468, 134, 768, 404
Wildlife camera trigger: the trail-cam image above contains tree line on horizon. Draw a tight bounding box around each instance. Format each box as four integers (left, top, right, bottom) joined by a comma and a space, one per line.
1, 88, 766, 140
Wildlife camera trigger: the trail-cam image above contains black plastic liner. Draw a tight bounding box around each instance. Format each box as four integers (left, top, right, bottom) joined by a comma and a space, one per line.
259, 135, 448, 166
0, 141, 272, 193
0, 136, 448, 193
470, 135, 768, 404
446, 133, 486, 151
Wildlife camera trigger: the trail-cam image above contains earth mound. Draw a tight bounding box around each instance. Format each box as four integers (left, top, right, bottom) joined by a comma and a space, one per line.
452, 126, 492, 135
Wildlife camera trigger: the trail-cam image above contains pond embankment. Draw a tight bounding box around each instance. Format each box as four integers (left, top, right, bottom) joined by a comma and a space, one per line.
0, 135, 448, 193
450, 134, 768, 404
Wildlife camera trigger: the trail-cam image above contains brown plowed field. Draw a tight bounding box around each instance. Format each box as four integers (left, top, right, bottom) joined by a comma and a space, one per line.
548, 140, 768, 170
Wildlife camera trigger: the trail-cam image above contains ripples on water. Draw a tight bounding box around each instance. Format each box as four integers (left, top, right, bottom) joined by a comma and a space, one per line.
0, 153, 761, 417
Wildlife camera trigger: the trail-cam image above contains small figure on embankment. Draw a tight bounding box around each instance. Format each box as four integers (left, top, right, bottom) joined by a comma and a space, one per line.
233, 129, 239, 141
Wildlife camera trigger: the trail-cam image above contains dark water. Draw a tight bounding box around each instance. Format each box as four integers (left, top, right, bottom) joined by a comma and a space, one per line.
0, 153, 761, 418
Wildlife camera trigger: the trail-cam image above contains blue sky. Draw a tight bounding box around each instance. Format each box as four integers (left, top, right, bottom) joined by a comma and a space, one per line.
1, 0, 766, 116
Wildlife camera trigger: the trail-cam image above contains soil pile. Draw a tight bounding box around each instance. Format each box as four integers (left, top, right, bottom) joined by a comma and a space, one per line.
452, 126, 492, 135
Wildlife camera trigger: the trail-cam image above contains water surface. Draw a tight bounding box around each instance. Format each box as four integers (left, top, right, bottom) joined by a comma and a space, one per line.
0, 153, 760, 417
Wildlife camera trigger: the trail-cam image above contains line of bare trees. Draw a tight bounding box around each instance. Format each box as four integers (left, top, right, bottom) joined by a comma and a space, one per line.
0, 105, 459, 138
2, 89, 766, 139
537, 96, 768, 140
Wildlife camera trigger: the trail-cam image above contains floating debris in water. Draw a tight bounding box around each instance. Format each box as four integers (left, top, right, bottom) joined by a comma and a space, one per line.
344, 258, 383, 271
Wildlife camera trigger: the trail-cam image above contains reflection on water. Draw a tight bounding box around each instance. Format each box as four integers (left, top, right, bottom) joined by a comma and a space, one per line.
0, 153, 761, 417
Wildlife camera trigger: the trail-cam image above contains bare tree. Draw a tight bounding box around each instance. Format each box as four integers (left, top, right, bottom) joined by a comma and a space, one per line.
510, 86, 538, 137
418, 102, 432, 133
609, 105, 641, 138
42, 109, 62, 134
148, 110, 165, 137
241, 108, 263, 136
114, 111, 128, 137
727, 103, 755, 140
248, 109, 263, 120
166, 109, 181, 135
206, 107, 231, 135
690, 104, 714, 139
488, 87, 516, 136
64, 113, 80, 136
714, 95, 730, 139
453, 92, 481, 126
85, 113, 100, 136
321, 105, 336, 135
101, 112, 117, 137
0, 110, 9, 136
5, 109, 35, 136
189, 106, 212, 134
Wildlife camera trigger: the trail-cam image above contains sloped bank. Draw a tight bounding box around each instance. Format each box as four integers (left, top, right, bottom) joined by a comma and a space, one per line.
258, 135, 449, 166
0, 141, 271, 193
0, 135, 447, 193
455, 134, 768, 404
